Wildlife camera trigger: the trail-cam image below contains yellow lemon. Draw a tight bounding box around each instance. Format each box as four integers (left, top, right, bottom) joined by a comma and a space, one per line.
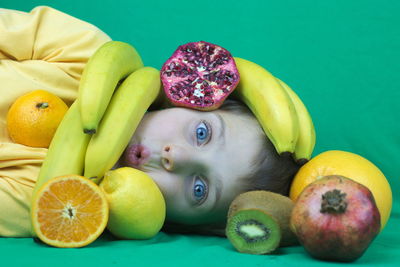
100, 167, 166, 239
289, 150, 392, 231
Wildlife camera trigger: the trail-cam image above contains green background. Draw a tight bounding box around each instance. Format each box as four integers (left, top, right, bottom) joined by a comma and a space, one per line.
1, 0, 399, 266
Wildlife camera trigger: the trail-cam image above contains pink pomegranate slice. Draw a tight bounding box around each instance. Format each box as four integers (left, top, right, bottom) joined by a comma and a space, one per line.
160, 41, 240, 111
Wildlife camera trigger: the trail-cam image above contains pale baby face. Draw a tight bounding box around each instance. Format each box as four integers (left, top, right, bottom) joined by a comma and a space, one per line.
120, 107, 264, 225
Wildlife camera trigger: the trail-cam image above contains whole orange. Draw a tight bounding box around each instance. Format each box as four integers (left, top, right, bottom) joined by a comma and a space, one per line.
6, 90, 68, 148
289, 150, 392, 231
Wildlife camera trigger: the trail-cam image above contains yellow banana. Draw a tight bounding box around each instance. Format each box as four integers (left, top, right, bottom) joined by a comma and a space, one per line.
232, 57, 299, 155
84, 67, 162, 184
78, 41, 144, 134
276, 78, 316, 164
32, 102, 91, 198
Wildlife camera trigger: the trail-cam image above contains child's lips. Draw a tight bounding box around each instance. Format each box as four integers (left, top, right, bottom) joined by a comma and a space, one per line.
124, 144, 151, 168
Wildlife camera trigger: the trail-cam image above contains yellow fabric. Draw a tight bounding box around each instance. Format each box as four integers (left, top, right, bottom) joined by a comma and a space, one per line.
0, 6, 111, 237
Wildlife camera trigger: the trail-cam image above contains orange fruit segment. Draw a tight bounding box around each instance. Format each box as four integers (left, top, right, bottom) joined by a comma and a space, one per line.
31, 175, 109, 248
289, 150, 392, 231
7, 89, 68, 148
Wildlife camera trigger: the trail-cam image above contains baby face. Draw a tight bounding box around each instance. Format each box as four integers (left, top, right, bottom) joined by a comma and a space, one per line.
120, 107, 264, 225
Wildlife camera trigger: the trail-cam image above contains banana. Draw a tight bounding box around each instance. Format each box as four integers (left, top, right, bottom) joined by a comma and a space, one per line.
78, 41, 144, 134
232, 57, 299, 156
32, 102, 91, 198
84, 67, 162, 184
276, 78, 316, 164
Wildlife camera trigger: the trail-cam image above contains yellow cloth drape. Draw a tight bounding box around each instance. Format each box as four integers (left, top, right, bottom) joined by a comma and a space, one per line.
0, 6, 111, 237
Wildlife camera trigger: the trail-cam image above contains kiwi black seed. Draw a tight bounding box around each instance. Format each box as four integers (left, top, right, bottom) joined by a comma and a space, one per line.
226, 190, 298, 255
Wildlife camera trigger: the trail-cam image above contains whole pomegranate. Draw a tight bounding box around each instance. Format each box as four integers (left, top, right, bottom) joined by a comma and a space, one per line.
160, 41, 240, 111
290, 175, 381, 262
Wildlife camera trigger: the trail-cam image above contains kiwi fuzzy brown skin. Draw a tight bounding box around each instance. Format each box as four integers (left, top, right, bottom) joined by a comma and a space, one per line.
226, 190, 298, 254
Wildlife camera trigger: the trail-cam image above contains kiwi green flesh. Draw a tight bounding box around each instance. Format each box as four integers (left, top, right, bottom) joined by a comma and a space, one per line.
226, 209, 281, 255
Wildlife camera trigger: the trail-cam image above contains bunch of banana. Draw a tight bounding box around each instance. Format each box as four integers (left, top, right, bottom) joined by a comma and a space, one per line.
78, 41, 144, 134
33, 41, 159, 197
232, 57, 316, 164
77, 41, 163, 183
84, 67, 162, 184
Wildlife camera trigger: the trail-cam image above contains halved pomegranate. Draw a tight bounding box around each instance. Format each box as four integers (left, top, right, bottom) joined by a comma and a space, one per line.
160, 41, 240, 111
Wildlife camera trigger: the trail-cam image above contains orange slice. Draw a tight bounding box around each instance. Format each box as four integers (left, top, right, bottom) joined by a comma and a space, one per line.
31, 175, 109, 248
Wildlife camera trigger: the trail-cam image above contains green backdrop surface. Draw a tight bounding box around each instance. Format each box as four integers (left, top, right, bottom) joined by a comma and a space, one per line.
1, 0, 399, 266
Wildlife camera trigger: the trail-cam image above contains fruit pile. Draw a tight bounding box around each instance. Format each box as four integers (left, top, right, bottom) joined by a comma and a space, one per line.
155, 41, 392, 262
16, 41, 166, 248
6, 40, 392, 263
225, 151, 392, 262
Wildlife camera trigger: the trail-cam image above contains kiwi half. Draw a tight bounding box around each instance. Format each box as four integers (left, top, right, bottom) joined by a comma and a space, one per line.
226, 190, 298, 254
226, 208, 281, 254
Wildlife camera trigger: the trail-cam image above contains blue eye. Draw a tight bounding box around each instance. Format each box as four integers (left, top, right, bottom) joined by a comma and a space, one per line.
193, 176, 208, 203
196, 121, 210, 145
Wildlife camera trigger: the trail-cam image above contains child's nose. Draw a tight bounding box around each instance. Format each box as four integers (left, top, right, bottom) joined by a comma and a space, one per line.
161, 144, 190, 172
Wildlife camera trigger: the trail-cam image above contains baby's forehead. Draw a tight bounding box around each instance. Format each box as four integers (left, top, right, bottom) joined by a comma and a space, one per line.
217, 109, 263, 136
217, 113, 266, 161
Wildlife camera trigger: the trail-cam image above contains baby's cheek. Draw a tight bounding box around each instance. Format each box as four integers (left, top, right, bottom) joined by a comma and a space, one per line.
146, 172, 180, 201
